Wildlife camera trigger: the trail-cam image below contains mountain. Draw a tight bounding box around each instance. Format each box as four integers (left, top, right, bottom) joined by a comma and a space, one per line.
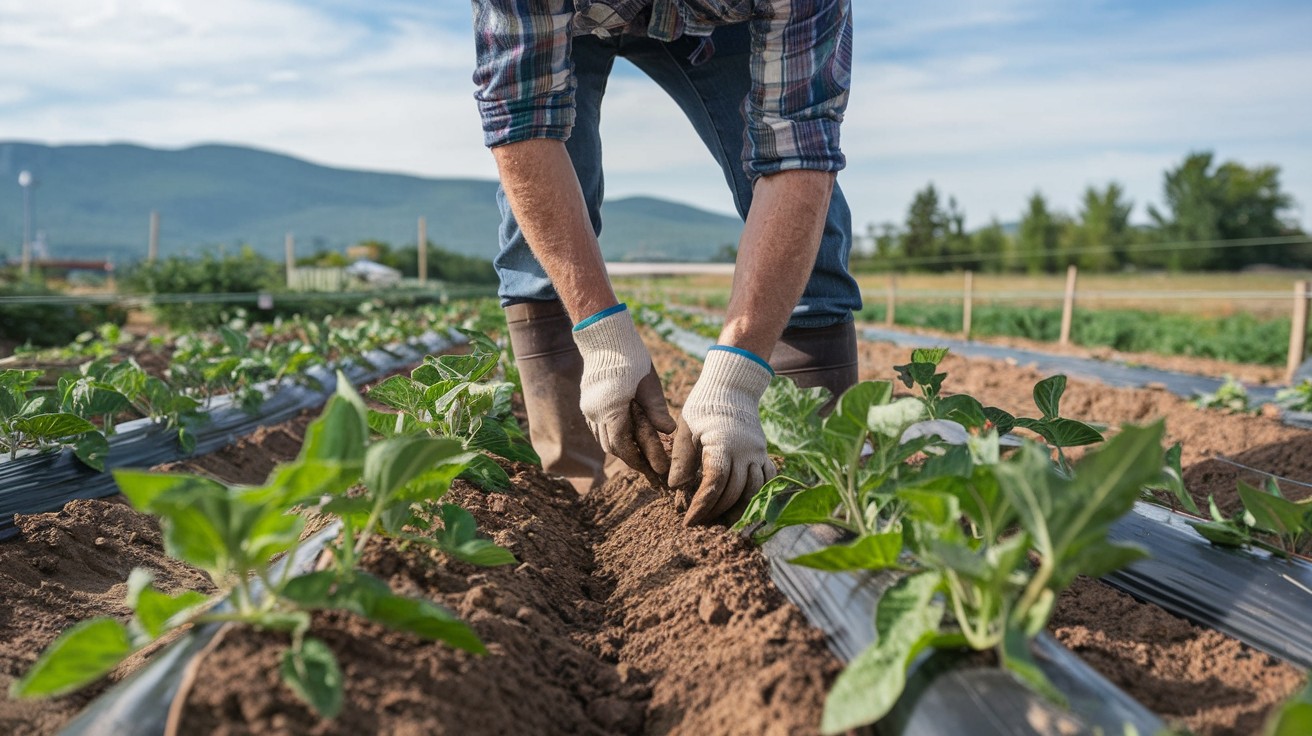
0, 142, 743, 264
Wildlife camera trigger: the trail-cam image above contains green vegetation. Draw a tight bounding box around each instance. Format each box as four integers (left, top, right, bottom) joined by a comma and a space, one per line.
0, 276, 126, 348
855, 301, 1290, 366
738, 349, 1164, 733
857, 151, 1308, 274
1192, 377, 1256, 414
10, 354, 521, 715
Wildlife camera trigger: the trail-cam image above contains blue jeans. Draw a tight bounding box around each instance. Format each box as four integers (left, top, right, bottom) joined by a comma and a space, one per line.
495, 23, 862, 329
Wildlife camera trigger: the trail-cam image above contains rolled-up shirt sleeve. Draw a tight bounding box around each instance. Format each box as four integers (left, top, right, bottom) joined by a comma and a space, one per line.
744, 0, 852, 178
471, 0, 576, 147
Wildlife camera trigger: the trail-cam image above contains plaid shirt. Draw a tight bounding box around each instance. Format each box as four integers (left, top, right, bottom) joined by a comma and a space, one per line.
470, 0, 851, 177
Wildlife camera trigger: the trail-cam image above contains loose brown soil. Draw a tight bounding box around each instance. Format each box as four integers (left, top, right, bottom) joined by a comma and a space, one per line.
4, 327, 1310, 735
1, 352, 839, 734
855, 336, 1308, 735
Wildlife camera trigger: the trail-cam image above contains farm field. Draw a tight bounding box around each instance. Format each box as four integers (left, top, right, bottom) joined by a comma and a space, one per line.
0, 306, 1309, 735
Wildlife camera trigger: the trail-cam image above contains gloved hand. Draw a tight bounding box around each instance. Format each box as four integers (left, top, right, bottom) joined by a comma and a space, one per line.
669, 346, 776, 526
572, 304, 676, 485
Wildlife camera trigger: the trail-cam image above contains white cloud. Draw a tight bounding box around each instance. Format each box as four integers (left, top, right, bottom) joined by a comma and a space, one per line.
0, 0, 1308, 236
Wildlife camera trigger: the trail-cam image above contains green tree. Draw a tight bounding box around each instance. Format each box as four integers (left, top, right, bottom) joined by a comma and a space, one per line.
1146, 151, 1298, 270
943, 197, 978, 270
1017, 192, 1062, 274
972, 219, 1010, 273
1073, 183, 1133, 272
902, 184, 947, 270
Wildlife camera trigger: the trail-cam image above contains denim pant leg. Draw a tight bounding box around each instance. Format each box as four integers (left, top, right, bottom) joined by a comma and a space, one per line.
495, 36, 618, 306
618, 25, 863, 329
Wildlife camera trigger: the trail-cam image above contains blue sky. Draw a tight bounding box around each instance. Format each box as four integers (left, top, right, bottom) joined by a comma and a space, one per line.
2, 0, 1309, 235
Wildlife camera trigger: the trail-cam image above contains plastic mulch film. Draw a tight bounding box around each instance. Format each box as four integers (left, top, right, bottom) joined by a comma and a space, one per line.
0, 332, 459, 539
58, 523, 343, 736
1105, 501, 1312, 670
762, 524, 1164, 736
861, 326, 1282, 405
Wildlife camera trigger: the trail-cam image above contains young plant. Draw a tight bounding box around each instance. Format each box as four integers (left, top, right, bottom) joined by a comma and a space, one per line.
367, 328, 538, 491
1193, 376, 1255, 414
1191, 478, 1312, 558
0, 368, 109, 469
10, 375, 510, 718
736, 349, 1165, 734
1275, 379, 1312, 413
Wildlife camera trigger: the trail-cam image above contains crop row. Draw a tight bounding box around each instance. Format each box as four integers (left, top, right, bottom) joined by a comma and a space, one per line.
9, 327, 535, 717
0, 299, 506, 472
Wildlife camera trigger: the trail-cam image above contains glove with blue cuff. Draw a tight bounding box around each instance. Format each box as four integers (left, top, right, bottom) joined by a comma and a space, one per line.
669, 345, 777, 526
572, 304, 676, 485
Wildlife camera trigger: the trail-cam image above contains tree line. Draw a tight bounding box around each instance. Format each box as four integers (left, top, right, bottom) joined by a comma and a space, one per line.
855, 151, 1310, 273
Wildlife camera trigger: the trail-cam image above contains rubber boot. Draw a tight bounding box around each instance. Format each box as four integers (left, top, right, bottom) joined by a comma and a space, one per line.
505, 300, 606, 495
769, 321, 859, 411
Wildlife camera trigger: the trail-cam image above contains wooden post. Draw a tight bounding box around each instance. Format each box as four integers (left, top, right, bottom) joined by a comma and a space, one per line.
147, 211, 160, 263
962, 271, 974, 340
284, 232, 295, 290
886, 273, 897, 326
417, 216, 428, 285
1059, 264, 1078, 346
1287, 280, 1310, 383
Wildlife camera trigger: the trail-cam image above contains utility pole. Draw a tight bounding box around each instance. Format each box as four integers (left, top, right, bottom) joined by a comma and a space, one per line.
418, 216, 428, 284
148, 211, 160, 262
18, 170, 33, 275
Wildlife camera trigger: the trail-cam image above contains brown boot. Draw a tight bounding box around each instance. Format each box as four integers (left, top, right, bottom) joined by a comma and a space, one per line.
769, 321, 859, 410
505, 300, 606, 495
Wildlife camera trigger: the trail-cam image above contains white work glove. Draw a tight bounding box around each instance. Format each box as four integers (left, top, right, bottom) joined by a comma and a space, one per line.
669, 346, 777, 526
572, 304, 676, 485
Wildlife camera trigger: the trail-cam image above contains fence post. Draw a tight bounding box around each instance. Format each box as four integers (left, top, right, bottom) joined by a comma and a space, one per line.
886, 273, 897, 326
1059, 264, 1078, 346
147, 211, 160, 263
284, 232, 295, 290
962, 270, 974, 339
1287, 280, 1310, 383
418, 216, 428, 285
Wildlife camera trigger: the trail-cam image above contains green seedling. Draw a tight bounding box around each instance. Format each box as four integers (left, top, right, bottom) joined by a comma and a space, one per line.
1191, 478, 1312, 558
10, 374, 511, 718
735, 349, 1165, 734
0, 368, 109, 469
368, 328, 538, 492
1193, 376, 1255, 414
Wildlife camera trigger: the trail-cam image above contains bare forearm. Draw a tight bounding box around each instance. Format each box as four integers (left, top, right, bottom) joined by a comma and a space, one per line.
719, 170, 835, 357
492, 139, 617, 321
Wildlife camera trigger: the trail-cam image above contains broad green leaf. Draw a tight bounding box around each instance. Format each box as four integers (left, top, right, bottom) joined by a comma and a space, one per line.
867, 397, 925, 439
460, 453, 511, 492
823, 381, 893, 446
1237, 481, 1308, 541
1001, 625, 1065, 705
9, 618, 134, 698
14, 413, 96, 440
126, 569, 210, 640
775, 484, 842, 528
1041, 418, 1103, 448
911, 347, 949, 365
1032, 375, 1068, 420
983, 406, 1016, 435
281, 637, 343, 719
789, 531, 904, 572
300, 393, 368, 466
368, 375, 426, 414
1148, 442, 1197, 514
898, 487, 961, 528
937, 394, 987, 428
365, 436, 467, 498
435, 504, 517, 567
1064, 540, 1148, 581
66, 379, 130, 418
73, 431, 110, 471
821, 572, 944, 734
218, 325, 249, 354
759, 377, 828, 455
733, 474, 808, 533
1192, 519, 1251, 547
295, 571, 486, 654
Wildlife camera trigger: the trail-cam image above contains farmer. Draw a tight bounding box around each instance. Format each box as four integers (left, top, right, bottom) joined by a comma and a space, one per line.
471, 0, 862, 524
